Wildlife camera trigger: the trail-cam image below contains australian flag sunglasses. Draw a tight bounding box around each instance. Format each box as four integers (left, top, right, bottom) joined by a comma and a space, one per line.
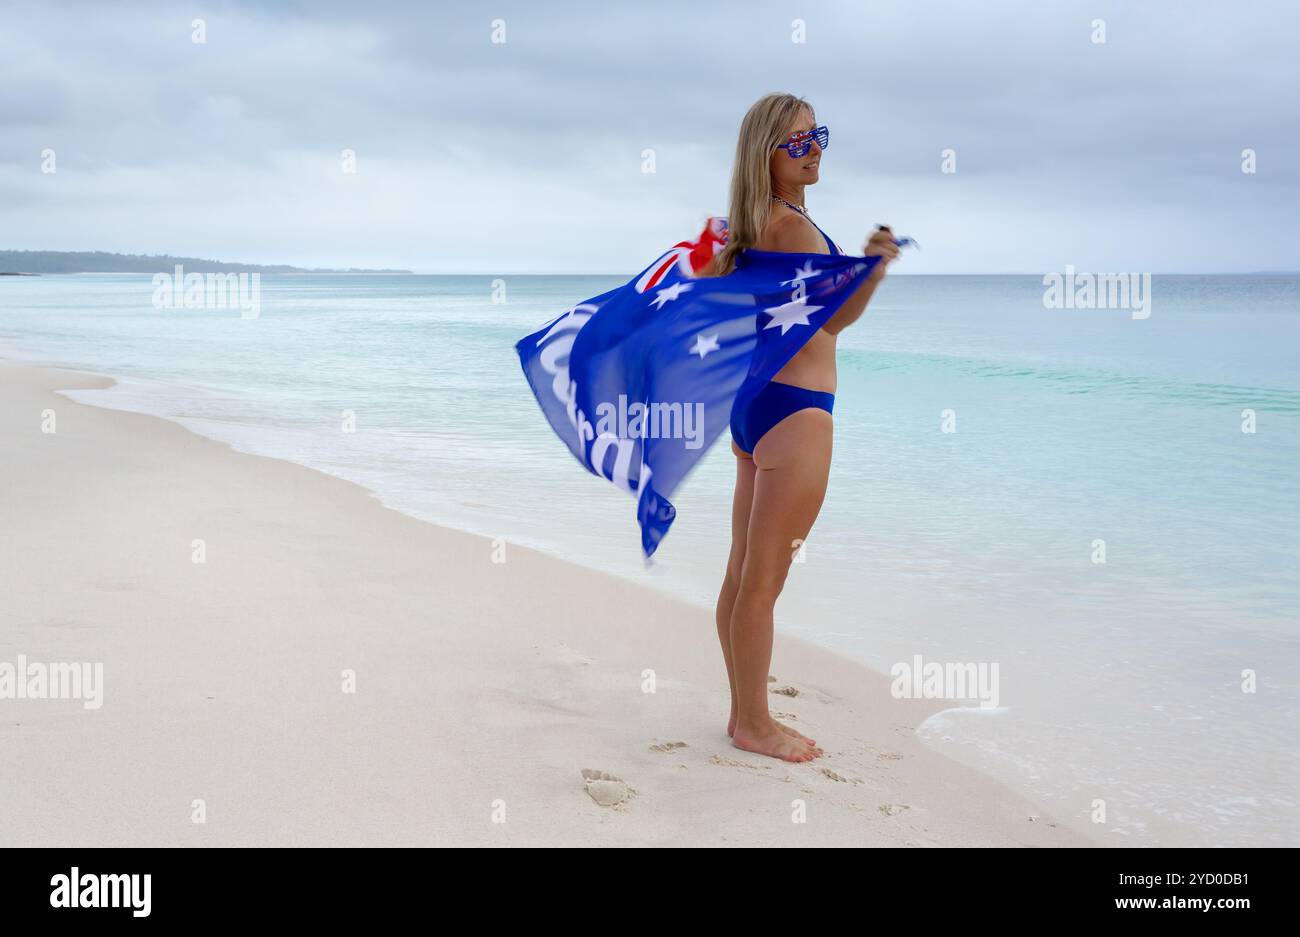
776, 125, 829, 159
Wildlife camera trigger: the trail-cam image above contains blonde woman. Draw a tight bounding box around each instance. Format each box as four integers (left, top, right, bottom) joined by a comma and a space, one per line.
705, 93, 900, 763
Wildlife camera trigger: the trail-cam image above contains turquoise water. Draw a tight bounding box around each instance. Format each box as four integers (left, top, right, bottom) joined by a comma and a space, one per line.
3, 272, 1298, 846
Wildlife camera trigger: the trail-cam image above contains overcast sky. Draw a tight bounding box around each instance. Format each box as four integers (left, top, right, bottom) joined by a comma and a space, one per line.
2, 0, 1297, 273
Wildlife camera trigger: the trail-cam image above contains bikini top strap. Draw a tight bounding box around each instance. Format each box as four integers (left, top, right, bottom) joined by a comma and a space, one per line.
811, 221, 841, 255
800, 216, 839, 255
774, 199, 842, 255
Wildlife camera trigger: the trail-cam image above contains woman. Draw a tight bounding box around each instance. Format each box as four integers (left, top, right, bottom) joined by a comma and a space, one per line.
705, 93, 900, 763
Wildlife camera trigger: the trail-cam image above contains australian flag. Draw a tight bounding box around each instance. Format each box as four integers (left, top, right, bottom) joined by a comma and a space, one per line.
516, 217, 882, 559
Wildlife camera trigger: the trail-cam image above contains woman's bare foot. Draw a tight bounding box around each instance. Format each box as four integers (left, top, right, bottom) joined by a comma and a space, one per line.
728, 710, 815, 746
732, 718, 823, 762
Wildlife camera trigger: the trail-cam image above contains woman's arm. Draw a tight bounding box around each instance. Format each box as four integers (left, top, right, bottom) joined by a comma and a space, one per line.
822, 227, 900, 335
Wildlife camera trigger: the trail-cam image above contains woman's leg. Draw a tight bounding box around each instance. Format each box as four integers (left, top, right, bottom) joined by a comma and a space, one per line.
717, 443, 819, 745
730, 408, 832, 762
715, 442, 755, 736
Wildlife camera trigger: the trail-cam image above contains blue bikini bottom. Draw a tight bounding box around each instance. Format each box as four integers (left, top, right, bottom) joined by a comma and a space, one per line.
730, 380, 835, 454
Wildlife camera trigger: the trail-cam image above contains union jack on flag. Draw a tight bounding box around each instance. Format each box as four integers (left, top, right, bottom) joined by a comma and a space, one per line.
634, 216, 729, 293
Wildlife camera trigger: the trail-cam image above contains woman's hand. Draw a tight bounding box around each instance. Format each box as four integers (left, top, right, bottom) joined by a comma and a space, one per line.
862, 225, 901, 281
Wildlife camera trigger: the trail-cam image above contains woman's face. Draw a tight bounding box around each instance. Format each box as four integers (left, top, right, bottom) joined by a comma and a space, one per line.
769, 107, 822, 189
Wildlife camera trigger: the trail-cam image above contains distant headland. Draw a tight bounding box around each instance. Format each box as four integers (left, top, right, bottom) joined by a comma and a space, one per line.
0, 250, 412, 275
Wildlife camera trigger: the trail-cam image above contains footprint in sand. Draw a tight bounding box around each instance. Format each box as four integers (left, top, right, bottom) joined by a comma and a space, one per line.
554, 643, 593, 667
770, 685, 799, 697
878, 803, 911, 817
818, 767, 862, 785
710, 754, 771, 773
649, 741, 688, 753
580, 769, 634, 807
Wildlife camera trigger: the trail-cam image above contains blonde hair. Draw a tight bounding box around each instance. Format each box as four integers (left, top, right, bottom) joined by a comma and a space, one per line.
707, 92, 814, 277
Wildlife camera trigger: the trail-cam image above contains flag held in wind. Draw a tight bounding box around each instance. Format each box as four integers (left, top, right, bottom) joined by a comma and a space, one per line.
516, 217, 883, 559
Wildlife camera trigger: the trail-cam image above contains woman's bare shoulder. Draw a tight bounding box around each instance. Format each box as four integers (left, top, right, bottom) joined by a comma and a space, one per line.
757, 209, 826, 253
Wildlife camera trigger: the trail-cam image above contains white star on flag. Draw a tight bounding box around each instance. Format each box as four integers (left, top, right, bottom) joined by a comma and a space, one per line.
689, 333, 720, 359
651, 281, 693, 309
762, 298, 823, 334
781, 260, 821, 286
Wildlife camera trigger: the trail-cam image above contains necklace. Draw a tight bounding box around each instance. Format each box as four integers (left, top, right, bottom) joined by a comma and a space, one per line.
770, 195, 810, 218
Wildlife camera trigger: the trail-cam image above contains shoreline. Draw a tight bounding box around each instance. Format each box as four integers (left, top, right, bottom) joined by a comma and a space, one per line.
0, 359, 1096, 846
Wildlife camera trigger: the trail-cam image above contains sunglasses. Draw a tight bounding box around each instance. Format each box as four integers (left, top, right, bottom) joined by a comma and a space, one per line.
776, 125, 829, 159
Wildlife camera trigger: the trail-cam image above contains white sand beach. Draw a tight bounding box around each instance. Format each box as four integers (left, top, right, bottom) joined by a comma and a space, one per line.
0, 361, 1094, 847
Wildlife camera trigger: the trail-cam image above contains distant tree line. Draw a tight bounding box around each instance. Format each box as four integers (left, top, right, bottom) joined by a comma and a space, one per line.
0, 250, 411, 274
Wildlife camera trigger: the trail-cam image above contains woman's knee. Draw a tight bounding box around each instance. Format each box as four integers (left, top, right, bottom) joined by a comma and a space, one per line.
724, 549, 746, 590
736, 553, 790, 607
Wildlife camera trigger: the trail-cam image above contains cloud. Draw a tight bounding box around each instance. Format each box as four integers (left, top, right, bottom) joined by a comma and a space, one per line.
1, 0, 1296, 272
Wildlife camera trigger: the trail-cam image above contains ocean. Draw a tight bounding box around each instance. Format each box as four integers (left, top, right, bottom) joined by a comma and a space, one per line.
2, 271, 1297, 847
